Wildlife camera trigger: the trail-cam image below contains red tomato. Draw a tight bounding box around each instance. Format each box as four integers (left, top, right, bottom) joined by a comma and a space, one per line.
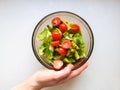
59, 23, 67, 32
53, 59, 63, 70
51, 41, 59, 47
56, 47, 67, 57
61, 40, 71, 49
52, 32, 61, 41
71, 24, 80, 34
52, 17, 61, 27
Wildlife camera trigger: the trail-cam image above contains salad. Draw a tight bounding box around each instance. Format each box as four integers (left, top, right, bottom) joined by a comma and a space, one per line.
37, 17, 86, 70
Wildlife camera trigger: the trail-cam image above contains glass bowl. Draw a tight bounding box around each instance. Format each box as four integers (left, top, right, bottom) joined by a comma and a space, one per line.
32, 11, 94, 69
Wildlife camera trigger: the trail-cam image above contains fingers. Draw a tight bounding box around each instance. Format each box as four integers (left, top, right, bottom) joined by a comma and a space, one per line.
53, 64, 74, 80
68, 62, 88, 79
57, 62, 88, 84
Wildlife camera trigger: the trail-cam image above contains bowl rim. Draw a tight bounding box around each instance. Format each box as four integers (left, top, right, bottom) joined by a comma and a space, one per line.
32, 11, 94, 69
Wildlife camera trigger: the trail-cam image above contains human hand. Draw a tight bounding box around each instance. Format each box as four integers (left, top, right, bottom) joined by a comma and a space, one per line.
12, 62, 88, 90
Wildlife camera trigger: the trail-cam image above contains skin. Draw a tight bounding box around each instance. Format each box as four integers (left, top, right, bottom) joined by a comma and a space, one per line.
12, 62, 88, 90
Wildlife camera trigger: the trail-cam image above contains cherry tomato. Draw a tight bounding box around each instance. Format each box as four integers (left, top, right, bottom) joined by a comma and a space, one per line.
51, 41, 59, 47
59, 23, 67, 32
61, 40, 71, 49
71, 24, 80, 34
52, 17, 61, 27
53, 59, 63, 70
52, 32, 61, 41
56, 47, 67, 57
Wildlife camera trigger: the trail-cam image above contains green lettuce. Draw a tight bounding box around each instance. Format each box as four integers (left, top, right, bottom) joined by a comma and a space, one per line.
37, 28, 53, 63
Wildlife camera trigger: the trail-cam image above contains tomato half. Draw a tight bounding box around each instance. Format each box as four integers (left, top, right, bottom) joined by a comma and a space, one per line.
51, 41, 59, 47
52, 17, 61, 27
56, 47, 67, 57
53, 59, 63, 70
52, 32, 61, 41
71, 24, 80, 34
61, 40, 71, 49
59, 23, 68, 32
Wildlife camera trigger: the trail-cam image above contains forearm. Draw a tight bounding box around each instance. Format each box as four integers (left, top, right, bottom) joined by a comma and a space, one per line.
11, 79, 42, 90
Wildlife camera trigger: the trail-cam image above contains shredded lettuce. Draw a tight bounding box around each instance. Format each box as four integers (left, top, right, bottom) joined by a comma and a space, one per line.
72, 33, 86, 58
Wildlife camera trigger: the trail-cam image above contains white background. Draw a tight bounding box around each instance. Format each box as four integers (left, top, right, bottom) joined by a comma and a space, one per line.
0, 0, 120, 90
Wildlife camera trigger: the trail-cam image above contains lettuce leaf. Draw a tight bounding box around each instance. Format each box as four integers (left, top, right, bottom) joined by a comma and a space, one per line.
37, 28, 53, 63
37, 28, 51, 41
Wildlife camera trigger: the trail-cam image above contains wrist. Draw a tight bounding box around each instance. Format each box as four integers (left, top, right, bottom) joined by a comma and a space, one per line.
26, 78, 42, 90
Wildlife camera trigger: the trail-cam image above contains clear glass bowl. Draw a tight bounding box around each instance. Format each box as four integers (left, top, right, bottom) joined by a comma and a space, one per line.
32, 11, 94, 69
